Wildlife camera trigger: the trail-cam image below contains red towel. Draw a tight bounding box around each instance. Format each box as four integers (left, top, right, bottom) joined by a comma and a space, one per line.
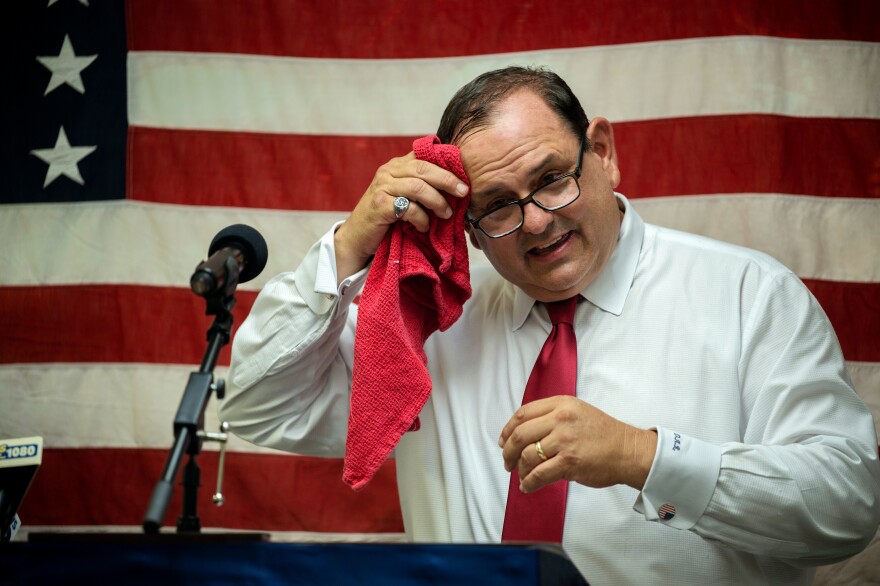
344, 135, 472, 490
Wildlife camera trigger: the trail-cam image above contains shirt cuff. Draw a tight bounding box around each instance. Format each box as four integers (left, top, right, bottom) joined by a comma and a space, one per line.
295, 221, 369, 315
632, 427, 721, 529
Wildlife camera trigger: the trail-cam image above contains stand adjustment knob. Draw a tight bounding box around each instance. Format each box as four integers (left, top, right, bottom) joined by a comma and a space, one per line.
211, 379, 226, 400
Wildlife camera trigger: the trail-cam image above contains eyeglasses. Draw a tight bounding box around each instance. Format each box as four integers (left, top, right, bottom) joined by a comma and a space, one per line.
467, 134, 586, 239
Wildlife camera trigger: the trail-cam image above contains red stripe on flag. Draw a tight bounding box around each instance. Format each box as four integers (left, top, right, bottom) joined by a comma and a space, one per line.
803, 279, 880, 364
127, 128, 413, 211
126, 0, 880, 58
0, 285, 255, 366
128, 117, 880, 210
616, 116, 880, 200
2, 280, 879, 364
19, 448, 403, 532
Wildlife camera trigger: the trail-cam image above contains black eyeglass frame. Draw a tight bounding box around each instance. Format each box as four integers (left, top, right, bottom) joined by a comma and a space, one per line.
466, 133, 587, 239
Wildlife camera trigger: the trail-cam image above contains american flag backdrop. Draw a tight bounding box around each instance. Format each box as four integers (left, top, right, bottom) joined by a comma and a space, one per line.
2, 0, 878, 555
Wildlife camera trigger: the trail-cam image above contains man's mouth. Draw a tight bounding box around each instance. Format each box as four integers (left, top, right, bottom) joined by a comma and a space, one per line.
528, 231, 572, 256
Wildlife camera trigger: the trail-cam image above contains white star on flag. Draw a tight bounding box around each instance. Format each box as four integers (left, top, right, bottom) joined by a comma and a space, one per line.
30, 126, 97, 188
48, 0, 90, 7
36, 35, 98, 95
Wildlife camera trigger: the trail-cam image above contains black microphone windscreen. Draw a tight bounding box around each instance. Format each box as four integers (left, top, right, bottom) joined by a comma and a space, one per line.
207, 224, 269, 283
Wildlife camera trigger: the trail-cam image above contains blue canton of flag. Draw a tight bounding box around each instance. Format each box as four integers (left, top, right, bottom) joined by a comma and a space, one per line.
2, 0, 127, 204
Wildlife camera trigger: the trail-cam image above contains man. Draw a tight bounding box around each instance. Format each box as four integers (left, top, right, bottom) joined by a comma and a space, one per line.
219, 67, 880, 584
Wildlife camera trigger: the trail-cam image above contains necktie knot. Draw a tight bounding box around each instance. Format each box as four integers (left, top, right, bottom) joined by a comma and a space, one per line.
546, 296, 578, 327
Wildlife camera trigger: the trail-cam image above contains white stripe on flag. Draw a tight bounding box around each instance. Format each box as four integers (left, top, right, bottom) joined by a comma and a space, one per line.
2, 362, 271, 454
4, 361, 879, 446
4, 195, 878, 288
2, 201, 347, 289
631, 195, 880, 283
128, 37, 880, 135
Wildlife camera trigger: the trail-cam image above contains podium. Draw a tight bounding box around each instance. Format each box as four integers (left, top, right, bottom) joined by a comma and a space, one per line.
3, 536, 588, 585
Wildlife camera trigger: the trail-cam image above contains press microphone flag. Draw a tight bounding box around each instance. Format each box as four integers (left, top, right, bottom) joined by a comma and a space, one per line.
0, 436, 43, 542
190, 224, 269, 297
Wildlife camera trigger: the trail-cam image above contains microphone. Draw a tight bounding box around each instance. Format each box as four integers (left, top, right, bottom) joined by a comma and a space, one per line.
190, 224, 268, 297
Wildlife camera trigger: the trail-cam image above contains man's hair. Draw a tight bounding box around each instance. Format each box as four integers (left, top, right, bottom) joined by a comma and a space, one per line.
436, 66, 590, 149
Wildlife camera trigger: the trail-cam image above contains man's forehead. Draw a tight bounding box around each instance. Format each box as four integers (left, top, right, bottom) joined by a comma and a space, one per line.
452, 89, 558, 144
468, 150, 562, 201
480, 90, 558, 136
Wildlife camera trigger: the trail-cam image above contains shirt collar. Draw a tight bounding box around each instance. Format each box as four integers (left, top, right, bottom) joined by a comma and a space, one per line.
511, 193, 645, 330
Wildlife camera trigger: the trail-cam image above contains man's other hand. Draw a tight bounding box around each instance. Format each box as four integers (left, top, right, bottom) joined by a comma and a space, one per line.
498, 396, 658, 493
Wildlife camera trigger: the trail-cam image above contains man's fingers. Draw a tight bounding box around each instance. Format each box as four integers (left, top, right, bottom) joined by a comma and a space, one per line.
336, 150, 468, 280
392, 154, 469, 197
498, 398, 560, 450
372, 152, 469, 225
514, 436, 555, 480
520, 457, 567, 494
399, 202, 431, 232
398, 177, 453, 220
516, 431, 570, 491
501, 414, 555, 472
404, 155, 470, 197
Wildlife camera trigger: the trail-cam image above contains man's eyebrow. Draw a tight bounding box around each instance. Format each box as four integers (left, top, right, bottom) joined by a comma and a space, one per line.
527, 152, 557, 178
471, 153, 558, 202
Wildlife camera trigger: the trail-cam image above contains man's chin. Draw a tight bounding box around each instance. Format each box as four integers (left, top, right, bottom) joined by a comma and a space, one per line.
521, 272, 591, 302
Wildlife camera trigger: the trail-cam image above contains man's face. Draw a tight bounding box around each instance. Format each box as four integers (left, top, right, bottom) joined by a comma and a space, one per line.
458, 90, 622, 302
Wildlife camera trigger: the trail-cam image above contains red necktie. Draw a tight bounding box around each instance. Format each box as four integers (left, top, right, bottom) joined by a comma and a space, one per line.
501, 296, 579, 543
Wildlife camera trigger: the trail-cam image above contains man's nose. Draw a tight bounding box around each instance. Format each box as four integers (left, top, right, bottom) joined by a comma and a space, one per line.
520, 201, 555, 235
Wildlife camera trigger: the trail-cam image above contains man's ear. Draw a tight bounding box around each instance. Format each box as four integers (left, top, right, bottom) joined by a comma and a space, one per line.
465, 223, 482, 250
586, 117, 621, 188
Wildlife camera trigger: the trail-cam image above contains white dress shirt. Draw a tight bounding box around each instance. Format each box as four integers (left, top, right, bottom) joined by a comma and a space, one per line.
220, 195, 880, 585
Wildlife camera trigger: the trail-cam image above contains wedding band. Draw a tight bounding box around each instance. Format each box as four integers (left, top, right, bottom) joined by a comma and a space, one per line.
393, 196, 410, 219
535, 440, 548, 461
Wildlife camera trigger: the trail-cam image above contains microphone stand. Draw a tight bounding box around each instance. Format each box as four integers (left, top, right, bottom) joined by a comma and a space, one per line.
143, 256, 239, 534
